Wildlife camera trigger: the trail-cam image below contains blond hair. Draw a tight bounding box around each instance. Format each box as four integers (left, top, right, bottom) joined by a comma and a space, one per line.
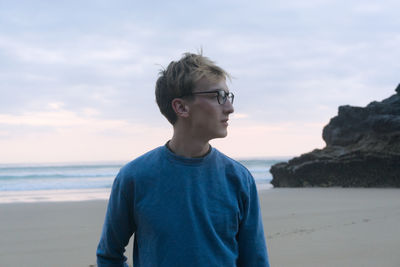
155, 52, 230, 124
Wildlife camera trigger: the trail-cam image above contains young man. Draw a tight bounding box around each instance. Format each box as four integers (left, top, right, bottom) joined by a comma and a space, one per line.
96, 53, 270, 267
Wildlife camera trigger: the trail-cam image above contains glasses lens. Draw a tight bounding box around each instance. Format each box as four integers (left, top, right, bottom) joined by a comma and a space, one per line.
217, 90, 226, 104
216, 91, 234, 104
228, 93, 234, 104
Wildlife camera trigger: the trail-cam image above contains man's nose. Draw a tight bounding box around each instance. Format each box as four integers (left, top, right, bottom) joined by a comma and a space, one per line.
223, 99, 234, 114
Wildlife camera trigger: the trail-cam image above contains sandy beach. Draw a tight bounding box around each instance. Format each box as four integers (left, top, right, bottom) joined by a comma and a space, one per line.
0, 188, 399, 267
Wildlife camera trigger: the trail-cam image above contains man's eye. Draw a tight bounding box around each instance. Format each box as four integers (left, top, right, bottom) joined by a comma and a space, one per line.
217, 91, 226, 97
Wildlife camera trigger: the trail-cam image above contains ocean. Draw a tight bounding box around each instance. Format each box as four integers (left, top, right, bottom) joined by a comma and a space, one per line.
0, 158, 288, 203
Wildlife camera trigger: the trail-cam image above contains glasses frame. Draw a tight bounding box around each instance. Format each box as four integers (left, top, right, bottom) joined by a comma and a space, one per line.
181, 89, 234, 105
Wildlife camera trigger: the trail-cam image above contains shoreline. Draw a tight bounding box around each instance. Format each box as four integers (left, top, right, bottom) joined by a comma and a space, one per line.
1, 188, 399, 267
0, 188, 112, 204
0, 183, 273, 204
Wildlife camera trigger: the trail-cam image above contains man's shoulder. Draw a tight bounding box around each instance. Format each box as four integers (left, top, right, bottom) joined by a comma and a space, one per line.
213, 148, 252, 177
118, 146, 165, 178
212, 149, 256, 192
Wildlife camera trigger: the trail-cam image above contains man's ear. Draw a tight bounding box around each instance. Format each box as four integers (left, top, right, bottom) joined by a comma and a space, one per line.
171, 98, 190, 118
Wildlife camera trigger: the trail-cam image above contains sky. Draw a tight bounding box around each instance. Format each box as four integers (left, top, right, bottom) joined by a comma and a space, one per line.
1, 0, 399, 163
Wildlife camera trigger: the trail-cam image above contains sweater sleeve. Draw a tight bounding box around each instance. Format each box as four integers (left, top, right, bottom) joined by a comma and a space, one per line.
236, 174, 270, 267
96, 170, 136, 267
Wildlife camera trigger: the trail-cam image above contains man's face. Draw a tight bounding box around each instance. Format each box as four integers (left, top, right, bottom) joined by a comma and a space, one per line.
186, 77, 234, 141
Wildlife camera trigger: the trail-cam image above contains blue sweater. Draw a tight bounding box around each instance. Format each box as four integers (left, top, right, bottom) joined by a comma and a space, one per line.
97, 145, 270, 267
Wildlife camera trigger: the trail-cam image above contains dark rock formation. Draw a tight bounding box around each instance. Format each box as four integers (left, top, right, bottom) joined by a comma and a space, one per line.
270, 84, 400, 187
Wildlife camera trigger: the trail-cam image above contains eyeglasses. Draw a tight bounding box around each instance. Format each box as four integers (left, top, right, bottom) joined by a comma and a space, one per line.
182, 89, 234, 105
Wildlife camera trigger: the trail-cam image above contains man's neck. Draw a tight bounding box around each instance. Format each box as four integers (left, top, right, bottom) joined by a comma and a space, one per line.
168, 136, 210, 158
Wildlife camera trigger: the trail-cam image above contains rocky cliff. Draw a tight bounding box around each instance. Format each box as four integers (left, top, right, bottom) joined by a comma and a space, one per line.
270, 84, 400, 187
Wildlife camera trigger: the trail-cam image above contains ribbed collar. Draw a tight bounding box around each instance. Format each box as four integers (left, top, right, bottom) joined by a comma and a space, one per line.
162, 143, 215, 166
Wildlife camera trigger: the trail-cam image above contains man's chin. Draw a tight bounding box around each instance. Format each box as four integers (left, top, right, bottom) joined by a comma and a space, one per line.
214, 131, 228, 139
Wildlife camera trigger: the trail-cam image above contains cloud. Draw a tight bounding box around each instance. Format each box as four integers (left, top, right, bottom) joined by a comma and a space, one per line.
231, 113, 249, 119
353, 3, 385, 14
2, 3, 399, 123
212, 121, 326, 158
0, 107, 171, 163
0, 107, 152, 134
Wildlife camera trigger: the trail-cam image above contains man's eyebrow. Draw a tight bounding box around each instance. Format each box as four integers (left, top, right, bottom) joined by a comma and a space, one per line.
211, 88, 229, 93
